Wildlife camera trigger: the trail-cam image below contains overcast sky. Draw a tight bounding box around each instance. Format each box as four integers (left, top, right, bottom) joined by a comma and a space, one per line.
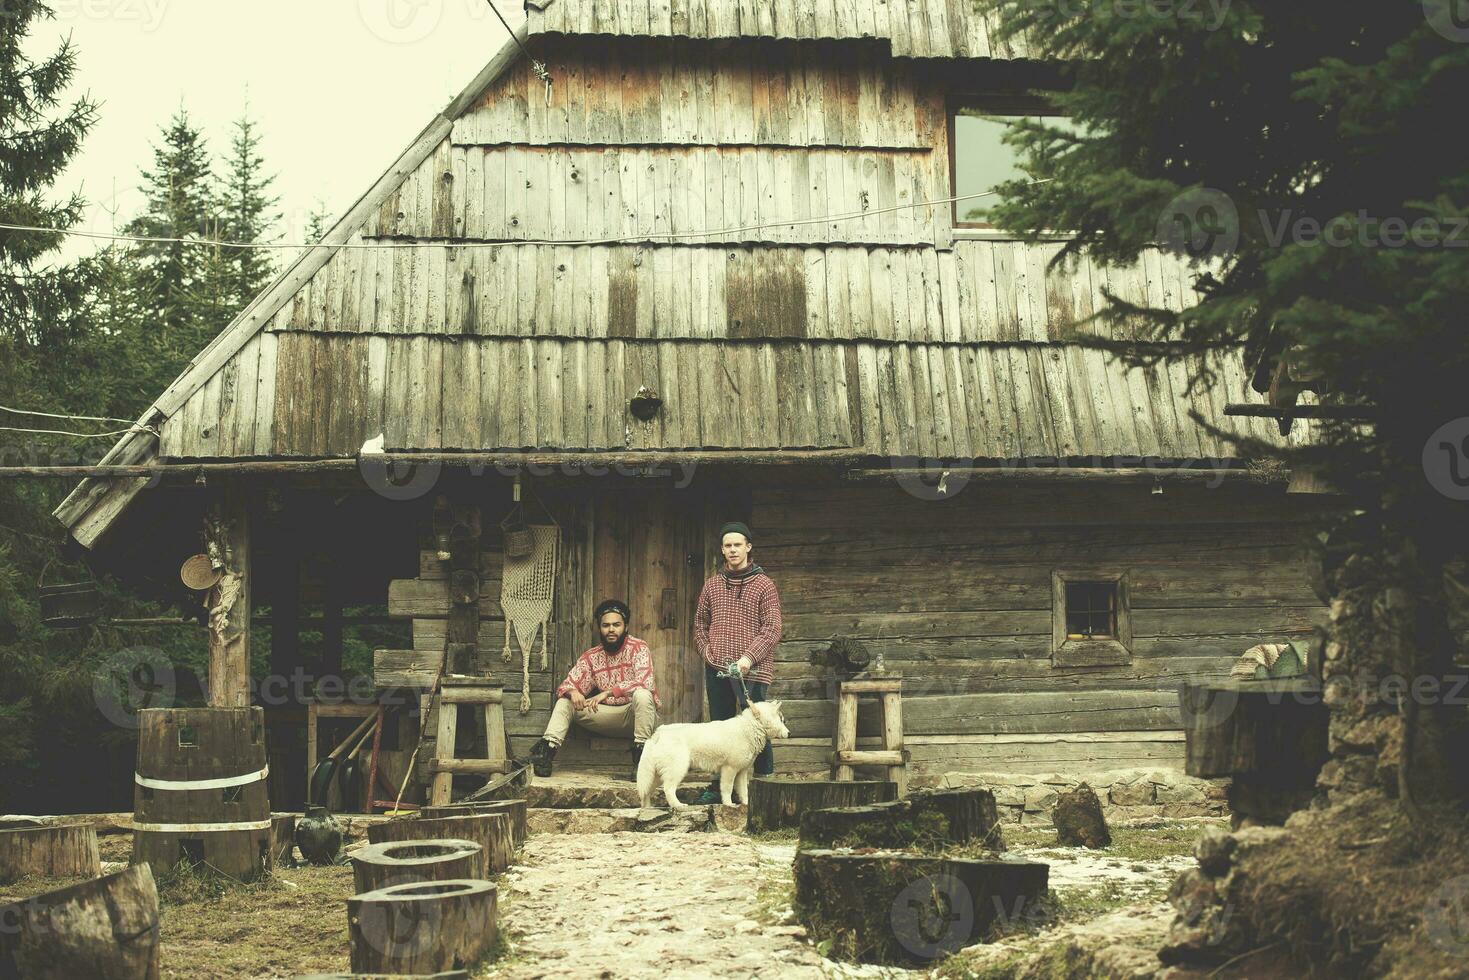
32, 0, 526, 261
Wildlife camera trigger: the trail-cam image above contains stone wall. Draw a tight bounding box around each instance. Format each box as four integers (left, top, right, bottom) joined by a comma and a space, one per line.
926, 768, 1228, 824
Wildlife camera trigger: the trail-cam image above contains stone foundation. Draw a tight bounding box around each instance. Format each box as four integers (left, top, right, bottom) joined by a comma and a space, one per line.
927, 768, 1229, 824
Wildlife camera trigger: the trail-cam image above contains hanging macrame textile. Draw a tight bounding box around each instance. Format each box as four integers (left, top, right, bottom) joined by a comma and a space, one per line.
500, 524, 558, 713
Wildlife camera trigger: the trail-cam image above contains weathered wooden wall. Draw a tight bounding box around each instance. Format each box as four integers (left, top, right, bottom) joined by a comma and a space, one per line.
754, 483, 1328, 775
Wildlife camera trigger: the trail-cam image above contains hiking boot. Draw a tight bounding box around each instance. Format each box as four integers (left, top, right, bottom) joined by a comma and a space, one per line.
529, 738, 557, 778
621, 744, 644, 783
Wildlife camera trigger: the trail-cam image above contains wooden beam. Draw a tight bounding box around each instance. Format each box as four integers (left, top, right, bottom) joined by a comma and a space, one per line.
11, 448, 866, 479
1224, 404, 1374, 421
845, 465, 1266, 484
207, 482, 251, 708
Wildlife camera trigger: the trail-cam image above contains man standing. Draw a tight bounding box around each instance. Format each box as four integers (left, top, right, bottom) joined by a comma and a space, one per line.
694, 521, 783, 804
530, 599, 659, 781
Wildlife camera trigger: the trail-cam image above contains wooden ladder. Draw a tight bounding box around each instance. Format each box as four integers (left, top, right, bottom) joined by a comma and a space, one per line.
831, 674, 908, 797
426, 676, 513, 807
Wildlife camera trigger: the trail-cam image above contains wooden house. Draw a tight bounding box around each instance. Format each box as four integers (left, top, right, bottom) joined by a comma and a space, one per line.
56, 0, 1326, 802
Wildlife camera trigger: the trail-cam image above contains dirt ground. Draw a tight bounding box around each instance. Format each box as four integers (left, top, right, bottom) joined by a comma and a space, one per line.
0, 819, 1213, 977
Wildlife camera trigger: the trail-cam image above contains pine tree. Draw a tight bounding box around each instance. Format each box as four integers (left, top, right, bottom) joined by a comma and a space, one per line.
124, 107, 219, 350
220, 108, 279, 306
986, 2, 1469, 811
306, 199, 332, 245
0, 1, 98, 349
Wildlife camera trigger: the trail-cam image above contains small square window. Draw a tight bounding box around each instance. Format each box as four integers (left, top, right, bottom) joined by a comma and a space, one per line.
1065, 582, 1118, 640
950, 95, 1082, 229
1053, 570, 1132, 667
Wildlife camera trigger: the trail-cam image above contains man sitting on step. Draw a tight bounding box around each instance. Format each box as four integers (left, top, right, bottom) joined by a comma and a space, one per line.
529, 598, 660, 781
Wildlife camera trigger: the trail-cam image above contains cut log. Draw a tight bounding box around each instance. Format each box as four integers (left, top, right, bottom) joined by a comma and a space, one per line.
352, 839, 482, 894
268, 814, 296, 866
1052, 783, 1111, 849
367, 813, 513, 875
0, 824, 101, 882
420, 800, 527, 847
348, 879, 498, 975
793, 850, 1048, 965
799, 788, 1004, 852
747, 778, 898, 834
0, 864, 160, 979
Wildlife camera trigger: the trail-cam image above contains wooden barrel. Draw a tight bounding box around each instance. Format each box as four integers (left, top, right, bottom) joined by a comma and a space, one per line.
351, 838, 482, 894
132, 707, 272, 882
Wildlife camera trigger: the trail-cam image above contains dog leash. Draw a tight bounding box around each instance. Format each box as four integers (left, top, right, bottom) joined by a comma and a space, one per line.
716, 663, 754, 709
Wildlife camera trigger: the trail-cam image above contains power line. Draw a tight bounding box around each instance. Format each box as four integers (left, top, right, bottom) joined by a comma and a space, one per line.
0, 183, 1046, 254
0, 403, 148, 428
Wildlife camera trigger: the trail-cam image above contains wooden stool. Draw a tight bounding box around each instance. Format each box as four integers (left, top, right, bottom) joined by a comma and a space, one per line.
426, 677, 511, 806
831, 675, 907, 797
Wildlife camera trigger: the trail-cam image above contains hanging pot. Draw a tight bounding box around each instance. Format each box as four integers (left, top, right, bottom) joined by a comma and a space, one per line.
38, 559, 100, 631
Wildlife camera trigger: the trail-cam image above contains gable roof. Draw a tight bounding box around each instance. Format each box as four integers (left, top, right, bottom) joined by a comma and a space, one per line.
57, 13, 1301, 551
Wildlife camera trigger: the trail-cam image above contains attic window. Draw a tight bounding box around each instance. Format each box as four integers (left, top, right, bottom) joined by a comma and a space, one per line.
1052, 570, 1132, 667
950, 95, 1079, 229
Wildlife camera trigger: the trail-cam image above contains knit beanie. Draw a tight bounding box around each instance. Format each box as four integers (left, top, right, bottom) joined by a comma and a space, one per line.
719, 521, 753, 543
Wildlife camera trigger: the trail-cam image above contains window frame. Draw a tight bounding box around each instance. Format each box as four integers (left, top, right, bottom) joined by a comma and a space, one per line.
1051, 568, 1133, 667
947, 93, 1071, 235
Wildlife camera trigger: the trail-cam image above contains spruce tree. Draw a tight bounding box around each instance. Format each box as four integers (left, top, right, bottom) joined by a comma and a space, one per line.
124, 107, 219, 351
986, 2, 1469, 812
0, 2, 98, 349
220, 108, 279, 306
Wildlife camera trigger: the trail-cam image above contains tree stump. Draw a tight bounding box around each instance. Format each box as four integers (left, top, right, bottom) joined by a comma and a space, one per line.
368, 814, 513, 875
1052, 783, 1111, 848
420, 800, 528, 847
352, 839, 482, 895
0, 824, 101, 882
268, 814, 296, 866
799, 788, 1004, 852
747, 778, 898, 833
0, 864, 160, 979
348, 879, 497, 975
793, 850, 1049, 965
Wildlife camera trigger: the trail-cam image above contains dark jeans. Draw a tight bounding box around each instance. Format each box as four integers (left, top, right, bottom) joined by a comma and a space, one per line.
705, 663, 775, 777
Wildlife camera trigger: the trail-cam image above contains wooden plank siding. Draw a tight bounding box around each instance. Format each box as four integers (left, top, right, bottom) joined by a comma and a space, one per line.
160, 336, 1289, 460
524, 0, 1039, 60
261, 240, 1196, 343
752, 484, 1326, 762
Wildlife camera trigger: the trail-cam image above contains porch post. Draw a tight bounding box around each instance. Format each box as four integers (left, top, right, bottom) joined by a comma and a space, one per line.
208, 480, 252, 707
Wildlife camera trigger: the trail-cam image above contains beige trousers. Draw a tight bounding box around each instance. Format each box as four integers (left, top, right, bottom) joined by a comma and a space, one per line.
544, 688, 657, 746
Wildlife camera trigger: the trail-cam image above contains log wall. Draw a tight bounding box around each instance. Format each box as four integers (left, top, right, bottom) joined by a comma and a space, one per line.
756, 483, 1327, 775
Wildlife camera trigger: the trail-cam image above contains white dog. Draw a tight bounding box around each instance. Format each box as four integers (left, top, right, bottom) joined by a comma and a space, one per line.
637, 701, 790, 809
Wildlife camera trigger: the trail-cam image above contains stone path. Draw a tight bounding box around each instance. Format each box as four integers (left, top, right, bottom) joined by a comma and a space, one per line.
486, 831, 900, 979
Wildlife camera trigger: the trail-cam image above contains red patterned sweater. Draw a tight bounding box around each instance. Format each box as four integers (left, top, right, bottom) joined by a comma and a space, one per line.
695, 564, 782, 685
555, 635, 661, 708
